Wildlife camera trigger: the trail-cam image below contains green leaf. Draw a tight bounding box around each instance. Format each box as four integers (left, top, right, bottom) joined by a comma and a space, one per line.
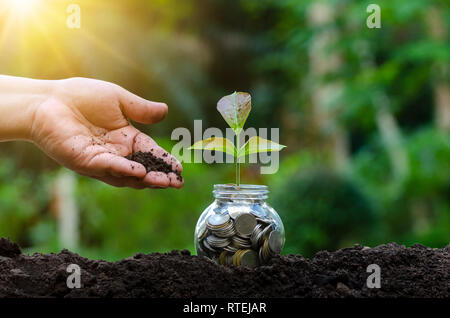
188, 137, 237, 157
217, 91, 251, 135
238, 136, 286, 158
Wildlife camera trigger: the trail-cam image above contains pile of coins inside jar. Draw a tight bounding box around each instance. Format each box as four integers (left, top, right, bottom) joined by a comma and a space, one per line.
197, 209, 283, 267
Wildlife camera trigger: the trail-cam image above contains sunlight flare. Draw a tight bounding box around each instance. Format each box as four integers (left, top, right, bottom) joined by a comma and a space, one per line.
4, 0, 42, 17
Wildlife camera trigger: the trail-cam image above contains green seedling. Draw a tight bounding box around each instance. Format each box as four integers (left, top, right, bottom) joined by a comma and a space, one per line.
188, 92, 286, 186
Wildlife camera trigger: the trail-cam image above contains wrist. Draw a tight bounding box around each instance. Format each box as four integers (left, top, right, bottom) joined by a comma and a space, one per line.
28, 80, 61, 144
0, 76, 57, 142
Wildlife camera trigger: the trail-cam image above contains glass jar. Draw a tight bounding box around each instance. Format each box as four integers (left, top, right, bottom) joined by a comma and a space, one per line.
194, 184, 285, 267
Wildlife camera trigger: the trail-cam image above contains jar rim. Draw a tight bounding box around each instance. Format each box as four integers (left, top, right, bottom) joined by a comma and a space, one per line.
213, 184, 269, 200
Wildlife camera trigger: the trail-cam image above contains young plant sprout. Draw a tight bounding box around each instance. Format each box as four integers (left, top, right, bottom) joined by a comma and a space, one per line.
189, 92, 286, 186
191, 92, 286, 267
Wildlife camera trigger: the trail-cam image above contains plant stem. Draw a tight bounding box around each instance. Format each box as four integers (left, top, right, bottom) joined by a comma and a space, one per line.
236, 132, 240, 187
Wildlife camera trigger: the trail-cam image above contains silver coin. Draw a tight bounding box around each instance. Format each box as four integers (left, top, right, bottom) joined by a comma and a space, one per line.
228, 210, 242, 220
213, 203, 227, 214
228, 203, 256, 219
251, 204, 267, 218
207, 213, 230, 227
234, 213, 257, 236
197, 223, 209, 240
259, 223, 273, 240
268, 231, 282, 254
232, 235, 252, 249
226, 204, 241, 219
202, 238, 216, 254
213, 220, 235, 238
250, 223, 263, 249
224, 244, 238, 253
206, 234, 230, 248
254, 227, 265, 247
256, 217, 272, 226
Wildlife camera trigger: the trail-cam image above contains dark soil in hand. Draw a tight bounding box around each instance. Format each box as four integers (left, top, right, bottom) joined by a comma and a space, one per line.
0, 238, 448, 298
125, 151, 182, 181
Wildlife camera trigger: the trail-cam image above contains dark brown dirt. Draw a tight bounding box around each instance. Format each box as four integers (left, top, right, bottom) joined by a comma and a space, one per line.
125, 151, 182, 181
0, 238, 21, 258
0, 238, 448, 298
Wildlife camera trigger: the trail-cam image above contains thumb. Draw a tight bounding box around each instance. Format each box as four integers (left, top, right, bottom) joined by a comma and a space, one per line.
118, 87, 168, 124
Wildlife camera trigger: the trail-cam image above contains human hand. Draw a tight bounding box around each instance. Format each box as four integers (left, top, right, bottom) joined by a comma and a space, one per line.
30, 77, 183, 189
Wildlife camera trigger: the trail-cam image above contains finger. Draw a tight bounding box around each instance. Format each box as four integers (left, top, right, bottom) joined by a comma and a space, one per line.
142, 171, 170, 188
133, 133, 183, 173
117, 86, 168, 124
88, 153, 147, 178
168, 172, 184, 189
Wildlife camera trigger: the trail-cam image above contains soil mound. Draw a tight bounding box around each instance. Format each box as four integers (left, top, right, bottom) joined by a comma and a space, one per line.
0, 238, 448, 298
0, 238, 21, 258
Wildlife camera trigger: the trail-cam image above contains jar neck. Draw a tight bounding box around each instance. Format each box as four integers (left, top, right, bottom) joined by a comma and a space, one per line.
213, 184, 268, 201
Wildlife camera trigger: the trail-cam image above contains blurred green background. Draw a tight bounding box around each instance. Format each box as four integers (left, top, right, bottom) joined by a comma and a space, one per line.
0, 0, 448, 260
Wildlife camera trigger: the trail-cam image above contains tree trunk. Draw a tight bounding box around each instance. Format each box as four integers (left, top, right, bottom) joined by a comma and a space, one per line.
52, 169, 79, 250
425, 7, 450, 132
373, 94, 409, 181
308, 2, 349, 170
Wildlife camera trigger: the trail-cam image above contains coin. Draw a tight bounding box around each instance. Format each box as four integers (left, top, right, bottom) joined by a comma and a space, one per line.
268, 231, 282, 254
232, 235, 252, 249
213, 220, 235, 238
254, 228, 265, 247
218, 251, 229, 265
262, 238, 270, 261
213, 203, 227, 214
224, 244, 238, 253
251, 204, 267, 218
198, 204, 283, 267
239, 249, 258, 268
202, 238, 216, 254
207, 213, 230, 227
259, 223, 273, 240
228, 207, 242, 219
250, 223, 263, 249
232, 250, 243, 266
256, 217, 272, 226
227, 203, 252, 219
221, 251, 233, 265
206, 234, 230, 248
234, 213, 257, 236
197, 223, 209, 240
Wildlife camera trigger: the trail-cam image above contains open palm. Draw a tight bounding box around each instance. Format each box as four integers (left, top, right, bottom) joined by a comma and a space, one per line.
31, 78, 183, 189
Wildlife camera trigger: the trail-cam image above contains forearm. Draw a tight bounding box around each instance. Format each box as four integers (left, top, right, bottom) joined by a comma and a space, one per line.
0, 75, 55, 142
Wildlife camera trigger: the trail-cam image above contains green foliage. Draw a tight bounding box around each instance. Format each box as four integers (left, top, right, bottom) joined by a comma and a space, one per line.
272, 168, 378, 257
0, 158, 52, 248
352, 128, 450, 248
